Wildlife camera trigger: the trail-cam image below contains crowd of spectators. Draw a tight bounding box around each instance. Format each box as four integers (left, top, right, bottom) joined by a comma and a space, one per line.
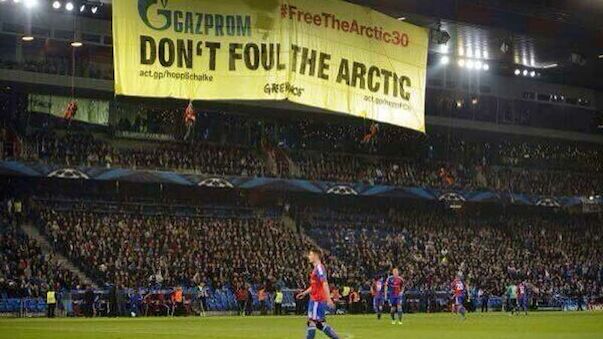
0, 212, 80, 298
303, 206, 603, 299
35, 201, 314, 291
22, 130, 265, 177
288, 150, 601, 196
6, 196, 600, 307
13, 111, 603, 196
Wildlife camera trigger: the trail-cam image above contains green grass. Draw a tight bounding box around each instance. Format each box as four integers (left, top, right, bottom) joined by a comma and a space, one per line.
1, 312, 602, 339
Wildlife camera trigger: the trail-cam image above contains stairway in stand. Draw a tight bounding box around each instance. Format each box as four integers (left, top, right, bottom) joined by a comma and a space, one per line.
20, 223, 95, 287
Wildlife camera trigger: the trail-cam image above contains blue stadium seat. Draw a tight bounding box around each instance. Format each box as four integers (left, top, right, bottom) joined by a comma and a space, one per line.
0, 299, 7, 313
7, 299, 21, 313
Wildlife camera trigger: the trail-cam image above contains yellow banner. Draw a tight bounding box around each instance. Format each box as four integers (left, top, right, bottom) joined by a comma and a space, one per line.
113, 0, 428, 132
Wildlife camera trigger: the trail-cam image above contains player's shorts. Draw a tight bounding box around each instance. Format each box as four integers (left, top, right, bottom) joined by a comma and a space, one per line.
307, 300, 327, 321
519, 296, 528, 308
454, 295, 464, 305
509, 298, 517, 309
373, 296, 384, 309
388, 296, 400, 307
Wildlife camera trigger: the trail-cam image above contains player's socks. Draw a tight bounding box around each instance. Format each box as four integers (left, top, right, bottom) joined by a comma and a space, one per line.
321, 324, 339, 339
377, 312, 381, 320
391, 311, 395, 321
306, 323, 317, 339
459, 306, 466, 318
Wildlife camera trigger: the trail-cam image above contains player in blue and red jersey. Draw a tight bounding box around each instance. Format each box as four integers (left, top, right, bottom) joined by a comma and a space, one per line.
384, 268, 404, 325
370, 275, 385, 320
517, 281, 529, 315
451, 273, 467, 318
296, 248, 340, 339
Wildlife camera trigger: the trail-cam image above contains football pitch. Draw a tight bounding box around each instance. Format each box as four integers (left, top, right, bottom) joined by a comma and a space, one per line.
1, 312, 602, 339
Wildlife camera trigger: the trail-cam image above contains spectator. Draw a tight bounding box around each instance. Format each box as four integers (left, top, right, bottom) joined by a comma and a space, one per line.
171, 286, 184, 316
46, 285, 56, 318
235, 285, 247, 316
258, 286, 268, 315
84, 285, 95, 317
274, 288, 283, 315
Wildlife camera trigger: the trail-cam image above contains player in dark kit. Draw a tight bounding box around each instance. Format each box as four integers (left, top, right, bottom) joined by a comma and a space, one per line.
384, 268, 404, 325
518, 281, 529, 315
296, 248, 340, 339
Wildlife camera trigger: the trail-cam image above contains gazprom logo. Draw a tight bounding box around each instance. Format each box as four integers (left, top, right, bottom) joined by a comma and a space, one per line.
136, 0, 252, 36
138, 0, 171, 31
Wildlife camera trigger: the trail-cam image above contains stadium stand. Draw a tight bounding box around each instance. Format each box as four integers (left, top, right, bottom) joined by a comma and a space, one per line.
0, 0, 601, 325
0, 190, 599, 315
301, 205, 603, 300
0, 208, 81, 315
32, 198, 314, 290
11, 118, 603, 196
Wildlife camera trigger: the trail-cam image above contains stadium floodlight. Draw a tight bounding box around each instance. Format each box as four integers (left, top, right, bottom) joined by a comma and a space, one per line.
514, 69, 521, 75
542, 63, 558, 69
598, 54, 603, 59
52, 0, 60, 9
24, 0, 37, 8
483, 64, 490, 71
466, 60, 475, 69
91, 5, 98, 14
530, 71, 536, 77
65, 1, 73, 10
79, 4, 85, 12
458, 59, 465, 67
522, 70, 528, 76
71, 41, 83, 47
13, 0, 21, 3
440, 55, 450, 65
475, 60, 483, 69
23, 21, 33, 41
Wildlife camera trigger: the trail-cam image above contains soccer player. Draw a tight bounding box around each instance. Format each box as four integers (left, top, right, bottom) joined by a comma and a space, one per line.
451, 273, 467, 319
370, 274, 385, 319
517, 281, 528, 315
506, 282, 518, 315
296, 248, 340, 339
384, 268, 404, 325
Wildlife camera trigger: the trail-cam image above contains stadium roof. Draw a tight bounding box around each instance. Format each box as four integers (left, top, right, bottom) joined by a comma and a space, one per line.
79, 0, 603, 91
348, 0, 603, 91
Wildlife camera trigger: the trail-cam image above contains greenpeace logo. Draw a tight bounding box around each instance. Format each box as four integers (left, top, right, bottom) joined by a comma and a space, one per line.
138, 0, 252, 36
